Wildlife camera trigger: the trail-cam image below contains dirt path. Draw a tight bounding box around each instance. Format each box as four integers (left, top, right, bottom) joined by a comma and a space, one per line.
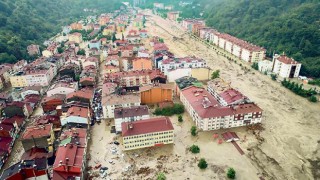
145, 12, 320, 180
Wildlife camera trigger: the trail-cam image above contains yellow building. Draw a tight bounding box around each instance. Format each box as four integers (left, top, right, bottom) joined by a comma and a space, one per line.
191, 67, 212, 81
122, 117, 174, 151
68, 32, 83, 44
10, 75, 28, 88
103, 28, 113, 36
42, 50, 53, 58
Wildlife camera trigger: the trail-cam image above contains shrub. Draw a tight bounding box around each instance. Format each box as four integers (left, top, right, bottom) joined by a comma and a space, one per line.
178, 115, 183, 122
191, 126, 197, 136
198, 158, 208, 169
153, 103, 184, 116
189, 145, 200, 153
309, 95, 318, 102
227, 168, 236, 179
157, 172, 166, 180
211, 70, 220, 79
251, 62, 259, 70
271, 74, 277, 81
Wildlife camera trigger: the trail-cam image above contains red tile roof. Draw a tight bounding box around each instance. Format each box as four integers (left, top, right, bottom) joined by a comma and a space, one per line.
66, 106, 89, 118
22, 124, 52, 139
2, 116, 24, 127
66, 88, 94, 101
154, 43, 169, 51
41, 94, 66, 103
0, 123, 14, 132
181, 86, 233, 118
219, 88, 247, 105
21, 147, 52, 160
276, 55, 299, 64
53, 144, 84, 176
0, 137, 13, 152
122, 117, 174, 137
105, 69, 165, 80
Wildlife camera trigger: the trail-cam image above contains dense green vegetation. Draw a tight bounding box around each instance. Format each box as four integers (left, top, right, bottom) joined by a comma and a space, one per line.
281, 79, 318, 101
154, 103, 184, 116
191, 126, 197, 136
198, 158, 208, 169
0, 0, 122, 64
308, 79, 320, 87
141, 0, 320, 78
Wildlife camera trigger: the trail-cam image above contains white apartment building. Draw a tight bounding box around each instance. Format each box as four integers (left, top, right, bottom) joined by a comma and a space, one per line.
102, 93, 141, 119
114, 105, 149, 132
180, 86, 262, 131
158, 57, 206, 75
122, 117, 174, 151
272, 54, 301, 78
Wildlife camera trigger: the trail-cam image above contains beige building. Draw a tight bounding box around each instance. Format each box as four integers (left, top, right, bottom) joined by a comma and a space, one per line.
122, 117, 174, 151
191, 67, 211, 81
68, 32, 83, 44
10, 75, 28, 88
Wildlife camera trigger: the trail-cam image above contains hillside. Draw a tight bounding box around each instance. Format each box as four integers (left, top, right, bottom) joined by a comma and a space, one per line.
145, 0, 320, 78
0, 0, 122, 64
201, 0, 320, 78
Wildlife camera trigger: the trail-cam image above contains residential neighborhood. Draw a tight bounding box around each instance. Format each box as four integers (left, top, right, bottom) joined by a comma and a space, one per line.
0, 1, 319, 180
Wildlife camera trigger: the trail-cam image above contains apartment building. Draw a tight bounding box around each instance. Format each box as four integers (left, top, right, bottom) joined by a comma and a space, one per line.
10, 63, 57, 87
167, 11, 180, 21
114, 105, 149, 132
102, 93, 141, 118
272, 54, 301, 78
68, 32, 83, 44
122, 117, 174, 151
158, 56, 206, 75
21, 124, 55, 152
105, 69, 166, 87
47, 81, 78, 97
180, 86, 262, 131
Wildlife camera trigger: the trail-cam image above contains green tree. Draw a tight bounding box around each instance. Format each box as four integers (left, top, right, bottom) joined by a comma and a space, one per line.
57, 47, 64, 53
77, 49, 85, 55
227, 168, 236, 179
198, 158, 208, 169
189, 145, 200, 153
191, 126, 197, 136
271, 74, 277, 81
178, 114, 183, 122
309, 95, 318, 103
251, 62, 259, 70
157, 172, 166, 180
211, 70, 220, 79
112, 33, 117, 42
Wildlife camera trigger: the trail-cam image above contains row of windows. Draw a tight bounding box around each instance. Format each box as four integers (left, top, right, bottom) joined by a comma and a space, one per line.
124, 131, 173, 140
124, 139, 173, 148
124, 135, 174, 144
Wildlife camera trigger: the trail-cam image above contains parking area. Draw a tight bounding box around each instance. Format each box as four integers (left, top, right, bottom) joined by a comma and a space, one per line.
91, 88, 103, 125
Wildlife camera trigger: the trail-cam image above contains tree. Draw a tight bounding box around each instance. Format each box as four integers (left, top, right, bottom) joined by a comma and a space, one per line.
157, 172, 166, 180
198, 158, 208, 169
191, 126, 197, 136
309, 95, 318, 103
178, 114, 183, 122
271, 74, 277, 81
77, 49, 85, 55
57, 47, 64, 53
112, 33, 117, 42
211, 70, 220, 79
227, 168, 236, 179
251, 62, 259, 70
189, 145, 200, 153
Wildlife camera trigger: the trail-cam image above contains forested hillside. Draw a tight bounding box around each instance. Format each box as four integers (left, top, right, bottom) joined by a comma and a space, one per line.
0, 0, 122, 64
201, 0, 320, 78
144, 0, 320, 78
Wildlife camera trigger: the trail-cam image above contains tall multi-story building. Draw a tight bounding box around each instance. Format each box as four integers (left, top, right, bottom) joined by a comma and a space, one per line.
180, 86, 262, 131
122, 117, 174, 151
272, 54, 301, 78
